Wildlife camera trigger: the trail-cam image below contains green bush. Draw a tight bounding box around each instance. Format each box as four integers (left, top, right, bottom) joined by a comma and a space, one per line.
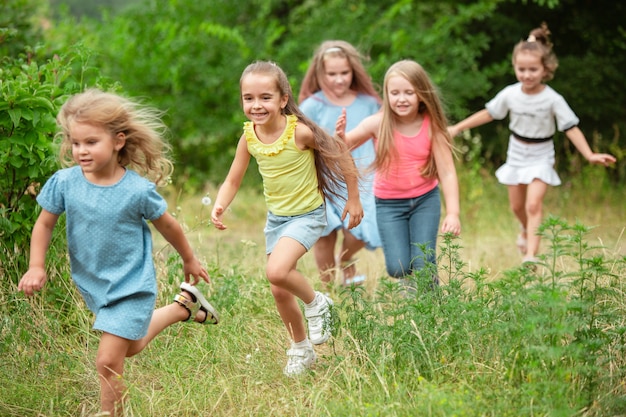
335, 220, 626, 415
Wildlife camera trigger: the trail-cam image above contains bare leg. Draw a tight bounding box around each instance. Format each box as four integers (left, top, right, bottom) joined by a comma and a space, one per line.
507, 184, 528, 229
266, 237, 316, 341
338, 229, 366, 283
97, 291, 206, 415
524, 180, 549, 258
97, 333, 131, 416
266, 237, 316, 302
126, 295, 195, 357
313, 231, 338, 285
271, 285, 307, 342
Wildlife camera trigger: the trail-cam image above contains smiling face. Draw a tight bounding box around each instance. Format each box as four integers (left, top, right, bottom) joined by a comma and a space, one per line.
513, 50, 547, 94
69, 121, 124, 178
386, 74, 419, 119
240, 72, 288, 126
321, 56, 353, 101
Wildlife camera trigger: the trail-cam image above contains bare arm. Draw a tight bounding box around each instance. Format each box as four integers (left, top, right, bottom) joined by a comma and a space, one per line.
448, 109, 494, 137
336, 109, 381, 150
211, 136, 251, 230
432, 133, 461, 236
565, 127, 617, 166
18, 209, 60, 296
337, 148, 363, 230
152, 212, 209, 285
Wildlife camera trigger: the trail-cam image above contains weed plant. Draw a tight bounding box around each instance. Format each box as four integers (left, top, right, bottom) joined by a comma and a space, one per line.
1, 186, 624, 416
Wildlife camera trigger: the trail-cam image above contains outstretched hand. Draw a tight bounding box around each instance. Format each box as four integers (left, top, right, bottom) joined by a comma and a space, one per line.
210, 204, 228, 230
335, 108, 347, 140
447, 125, 460, 138
588, 152, 617, 167
184, 257, 211, 285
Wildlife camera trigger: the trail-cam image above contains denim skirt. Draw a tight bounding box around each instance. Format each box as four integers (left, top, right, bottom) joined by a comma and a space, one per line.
264, 204, 327, 254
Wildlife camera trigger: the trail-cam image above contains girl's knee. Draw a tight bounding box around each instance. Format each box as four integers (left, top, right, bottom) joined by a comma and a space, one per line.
270, 285, 292, 303
265, 264, 289, 286
95, 353, 124, 377
509, 201, 524, 215
386, 263, 408, 278
525, 201, 543, 216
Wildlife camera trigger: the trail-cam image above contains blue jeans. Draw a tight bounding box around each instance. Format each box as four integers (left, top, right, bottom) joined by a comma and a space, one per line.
375, 187, 441, 278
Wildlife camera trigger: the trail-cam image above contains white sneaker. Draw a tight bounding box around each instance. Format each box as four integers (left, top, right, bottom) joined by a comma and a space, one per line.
283, 345, 316, 376
304, 291, 334, 345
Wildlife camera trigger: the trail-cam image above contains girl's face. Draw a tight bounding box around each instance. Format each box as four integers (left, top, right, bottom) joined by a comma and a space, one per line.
513, 50, 546, 94
240, 73, 288, 126
69, 121, 124, 177
322, 56, 353, 99
386, 75, 419, 119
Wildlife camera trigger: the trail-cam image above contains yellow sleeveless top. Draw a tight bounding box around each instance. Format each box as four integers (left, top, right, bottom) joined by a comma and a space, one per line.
244, 114, 323, 216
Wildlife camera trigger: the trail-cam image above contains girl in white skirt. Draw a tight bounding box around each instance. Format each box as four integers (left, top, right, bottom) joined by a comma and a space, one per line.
448, 23, 616, 264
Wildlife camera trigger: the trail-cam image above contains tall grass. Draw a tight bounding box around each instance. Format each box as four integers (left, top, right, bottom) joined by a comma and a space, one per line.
1, 166, 624, 416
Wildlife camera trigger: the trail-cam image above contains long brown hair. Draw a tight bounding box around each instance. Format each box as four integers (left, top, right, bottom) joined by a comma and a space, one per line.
240, 61, 359, 202
298, 40, 381, 104
512, 22, 558, 81
376, 60, 454, 179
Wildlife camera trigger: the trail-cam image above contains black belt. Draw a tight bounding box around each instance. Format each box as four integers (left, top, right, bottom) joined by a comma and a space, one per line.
511, 131, 553, 143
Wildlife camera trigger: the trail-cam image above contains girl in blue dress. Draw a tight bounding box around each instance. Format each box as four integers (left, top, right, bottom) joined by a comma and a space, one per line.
299, 40, 382, 287
18, 89, 218, 416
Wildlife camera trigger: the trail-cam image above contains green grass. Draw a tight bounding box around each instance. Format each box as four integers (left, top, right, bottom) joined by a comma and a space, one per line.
1, 164, 624, 416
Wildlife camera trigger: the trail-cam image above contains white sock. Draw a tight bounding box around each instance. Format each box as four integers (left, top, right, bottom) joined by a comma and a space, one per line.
292, 338, 312, 349
305, 292, 320, 308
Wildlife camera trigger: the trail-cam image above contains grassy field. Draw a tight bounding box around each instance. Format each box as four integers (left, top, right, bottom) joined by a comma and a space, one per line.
1, 164, 624, 416
173, 163, 625, 284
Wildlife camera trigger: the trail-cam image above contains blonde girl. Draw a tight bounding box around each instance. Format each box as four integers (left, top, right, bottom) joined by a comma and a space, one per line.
299, 40, 382, 288
448, 23, 616, 263
18, 89, 218, 416
211, 61, 363, 376
337, 59, 461, 284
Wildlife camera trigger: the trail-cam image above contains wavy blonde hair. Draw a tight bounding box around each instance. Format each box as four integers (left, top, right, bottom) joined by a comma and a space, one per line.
376, 60, 454, 179
57, 89, 173, 186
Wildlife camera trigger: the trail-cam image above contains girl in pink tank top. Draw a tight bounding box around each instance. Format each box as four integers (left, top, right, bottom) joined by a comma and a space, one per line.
337, 60, 460, 285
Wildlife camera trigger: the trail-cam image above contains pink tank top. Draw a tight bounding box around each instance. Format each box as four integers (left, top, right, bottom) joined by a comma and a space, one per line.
373, 115, 438, 199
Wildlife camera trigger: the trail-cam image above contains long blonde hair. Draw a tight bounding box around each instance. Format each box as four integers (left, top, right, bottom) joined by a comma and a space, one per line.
376, 60, 453, 179
241, 61, 358, 202
57, 89, 173, 186
298, 40, 381, 104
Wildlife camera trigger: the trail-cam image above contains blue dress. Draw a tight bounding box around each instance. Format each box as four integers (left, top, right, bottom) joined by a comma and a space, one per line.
300, 91, 381, 250
37, 166, 167, 340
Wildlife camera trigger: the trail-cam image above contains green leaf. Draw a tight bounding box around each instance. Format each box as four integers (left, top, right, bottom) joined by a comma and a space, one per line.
8, 108, 21, 127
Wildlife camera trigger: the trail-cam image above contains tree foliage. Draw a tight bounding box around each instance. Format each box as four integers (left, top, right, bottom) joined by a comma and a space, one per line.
0, 3, 102, 270
8, 0, 626, 190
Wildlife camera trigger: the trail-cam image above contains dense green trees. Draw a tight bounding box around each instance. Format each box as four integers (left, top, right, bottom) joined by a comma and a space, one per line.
4, 0, 625, 189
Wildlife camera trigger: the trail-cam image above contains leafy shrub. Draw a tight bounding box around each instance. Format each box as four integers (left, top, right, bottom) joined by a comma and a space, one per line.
336, 219, 626, 415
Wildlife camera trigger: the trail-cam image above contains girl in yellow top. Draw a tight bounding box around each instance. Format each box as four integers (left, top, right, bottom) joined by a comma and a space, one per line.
211, 61, 363, 376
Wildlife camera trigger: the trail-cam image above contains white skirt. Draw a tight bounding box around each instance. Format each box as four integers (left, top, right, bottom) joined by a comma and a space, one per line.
495, 136, 561, 186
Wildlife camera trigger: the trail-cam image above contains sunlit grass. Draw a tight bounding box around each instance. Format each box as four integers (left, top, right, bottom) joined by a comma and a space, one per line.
1, 165, 624, 416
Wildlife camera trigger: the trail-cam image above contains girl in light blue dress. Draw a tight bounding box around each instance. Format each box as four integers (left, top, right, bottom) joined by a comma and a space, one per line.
299, 40, 382, 287
18, 89, 218, 416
